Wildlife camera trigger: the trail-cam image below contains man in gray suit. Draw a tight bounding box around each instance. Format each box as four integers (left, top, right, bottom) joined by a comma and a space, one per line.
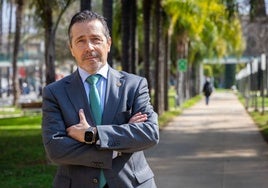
42, 10, 159, 188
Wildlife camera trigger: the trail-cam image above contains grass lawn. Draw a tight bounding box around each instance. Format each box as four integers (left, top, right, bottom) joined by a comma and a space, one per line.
238, 94, 268, 142
249, 111, 268, 142
0, 115, 56, 188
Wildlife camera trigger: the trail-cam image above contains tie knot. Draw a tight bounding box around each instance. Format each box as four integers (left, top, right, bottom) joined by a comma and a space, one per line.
87, 74, 100, 85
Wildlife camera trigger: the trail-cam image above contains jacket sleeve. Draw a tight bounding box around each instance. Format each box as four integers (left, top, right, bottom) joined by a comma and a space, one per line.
42, 85, 113, 169
97, 77, 160, 153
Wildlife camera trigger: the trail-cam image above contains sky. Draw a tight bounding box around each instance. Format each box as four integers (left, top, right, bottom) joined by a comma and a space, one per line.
2, 1, 15, 34
236, 0, 268, 15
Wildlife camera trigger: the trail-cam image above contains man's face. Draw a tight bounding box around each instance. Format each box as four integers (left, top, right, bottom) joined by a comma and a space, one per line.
69, 20, 111, 74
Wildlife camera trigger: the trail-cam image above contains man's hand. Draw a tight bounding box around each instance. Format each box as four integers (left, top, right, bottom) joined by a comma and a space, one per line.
128, 112, 147, 123
67, 110, 147, 143
66, 109, 90, 142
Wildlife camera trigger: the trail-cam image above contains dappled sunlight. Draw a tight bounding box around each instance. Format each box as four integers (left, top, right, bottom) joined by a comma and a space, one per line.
178, 149, 267, 159
0, 125, 41, 130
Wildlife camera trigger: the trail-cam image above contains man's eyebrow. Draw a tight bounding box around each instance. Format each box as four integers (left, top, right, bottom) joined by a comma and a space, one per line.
74, 34, 101, 40
90, 34, 102, 38
74, 35, 85, 41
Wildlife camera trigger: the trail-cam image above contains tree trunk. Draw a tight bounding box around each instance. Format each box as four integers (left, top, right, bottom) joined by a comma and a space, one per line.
164, 32, 169, 111
0, 0, 3, 98
8, 2, 13, 61
250, 0, 266, 18
121, 0, 131, 72
0, 0, 2, 52
154, 0, 160, 113
143, 0, 152, 95
102, 0, 113, 67
185, 66, 190, 100
12, 0, 24, 106
159, 36, 165, 115
35, 0, 72, 85
81, 0, 91, 11
121, 0, 137, 74
190, 64, 197, 96
45, 28, 56, 85
43, 3, 56, 85
7, 1, 12, 97
154, 0, 165, 115
129, 0, 136, 74
176, 71, 184, 106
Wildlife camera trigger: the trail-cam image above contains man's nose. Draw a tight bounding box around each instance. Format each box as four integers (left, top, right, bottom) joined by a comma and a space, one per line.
87, 42, 94, 50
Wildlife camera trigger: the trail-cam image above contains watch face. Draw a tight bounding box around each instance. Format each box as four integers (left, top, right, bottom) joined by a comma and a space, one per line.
85, 131, 94, 143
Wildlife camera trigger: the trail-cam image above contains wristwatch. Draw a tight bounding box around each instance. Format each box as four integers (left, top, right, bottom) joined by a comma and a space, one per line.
84, 127, 97, 144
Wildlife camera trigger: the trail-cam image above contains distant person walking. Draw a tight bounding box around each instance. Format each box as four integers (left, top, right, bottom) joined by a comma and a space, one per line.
203, 77, 213, 105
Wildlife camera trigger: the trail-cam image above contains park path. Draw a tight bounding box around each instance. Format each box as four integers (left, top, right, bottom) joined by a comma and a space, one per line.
146, 91, 268, 188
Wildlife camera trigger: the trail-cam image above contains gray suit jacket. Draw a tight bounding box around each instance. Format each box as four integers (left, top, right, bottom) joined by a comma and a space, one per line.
42, 66, 159, 188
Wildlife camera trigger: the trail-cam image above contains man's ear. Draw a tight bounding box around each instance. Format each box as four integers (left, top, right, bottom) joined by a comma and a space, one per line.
107, 37, 112, 52
69, 42, 75, 57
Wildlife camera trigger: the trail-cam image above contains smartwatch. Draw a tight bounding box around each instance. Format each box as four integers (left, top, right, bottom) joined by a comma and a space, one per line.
84, 127, 97, 144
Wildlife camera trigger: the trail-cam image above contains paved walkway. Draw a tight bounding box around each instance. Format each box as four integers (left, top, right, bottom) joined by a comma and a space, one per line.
146, 91, 268, 188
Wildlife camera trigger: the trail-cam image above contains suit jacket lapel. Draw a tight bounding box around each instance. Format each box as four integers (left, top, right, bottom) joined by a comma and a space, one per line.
65, 70, 95, 125
102, 67, 124, 124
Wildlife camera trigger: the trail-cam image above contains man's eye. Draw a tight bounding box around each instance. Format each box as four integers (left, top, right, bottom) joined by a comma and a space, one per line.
77, 39, 86, 43
75, 39, 86, 47
92, 38, 102, 44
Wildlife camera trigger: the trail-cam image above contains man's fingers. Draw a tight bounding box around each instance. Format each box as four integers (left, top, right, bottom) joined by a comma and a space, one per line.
79, 109, 86, 123
134, 113, 147, 120
129, 112, 147, 123
135, 115, 147, 122
78, 109, 90, 129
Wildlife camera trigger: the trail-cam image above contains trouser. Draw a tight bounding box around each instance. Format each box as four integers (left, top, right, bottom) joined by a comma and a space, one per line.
205, 96, 209, 105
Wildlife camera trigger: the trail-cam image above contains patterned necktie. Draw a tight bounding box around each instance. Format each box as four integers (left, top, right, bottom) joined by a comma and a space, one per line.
86, 74, 106, 188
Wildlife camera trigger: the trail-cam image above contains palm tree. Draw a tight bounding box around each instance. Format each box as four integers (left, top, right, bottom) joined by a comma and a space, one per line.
153, 0, 165, 115
142, 0, 152, 94
12, 0, 24, 106
81, 0, 91, 11
163, 0, 244, 102
0, 0, 3, 52
121, 0, 131, 72
163, 14, 170, 111
163, 0, 194, 105
0, 0, 3, 98
6, 0, 13, 96
129, 0, 136, 74
33, 0, 73, 85
7, 1, 13, 61
250, 0, 266, 19
121, 0, 137, 74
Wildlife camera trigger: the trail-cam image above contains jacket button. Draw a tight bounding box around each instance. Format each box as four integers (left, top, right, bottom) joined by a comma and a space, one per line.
92, 178, 98, 184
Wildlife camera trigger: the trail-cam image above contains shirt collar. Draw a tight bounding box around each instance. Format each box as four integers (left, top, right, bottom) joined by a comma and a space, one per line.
79, 63, 109, 82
